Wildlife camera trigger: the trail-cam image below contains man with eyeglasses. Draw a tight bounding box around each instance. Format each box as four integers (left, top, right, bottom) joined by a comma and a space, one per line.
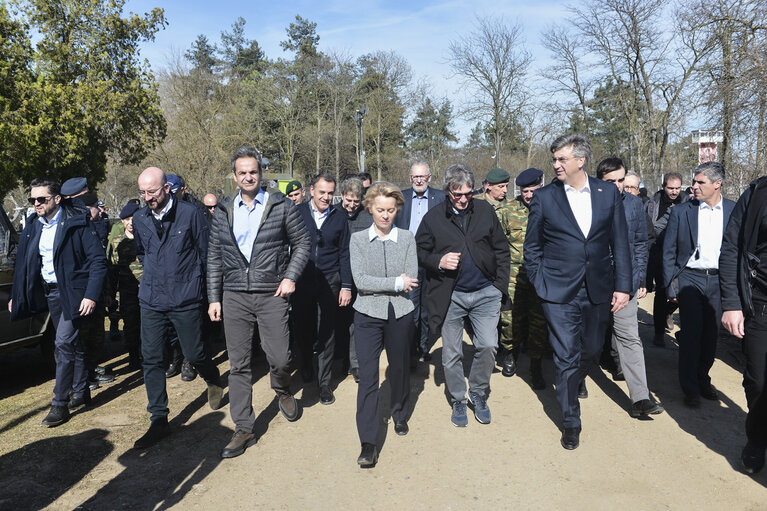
416, 163, 509, 427
10, 178, 107, 427
524, 134, 631, 450
596, 157, 664, 418
623, 172, 641, 197
394, 161, 445, 361
294, 172, 353, 405
131, 167, 224, 449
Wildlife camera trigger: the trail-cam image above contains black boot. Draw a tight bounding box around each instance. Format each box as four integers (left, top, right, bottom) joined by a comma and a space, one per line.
530, 358, 546, 390
501, 349, 518, 377
165, 346, 183, 378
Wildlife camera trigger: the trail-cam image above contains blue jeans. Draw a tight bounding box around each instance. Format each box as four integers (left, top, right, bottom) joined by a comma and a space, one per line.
440, 285, 502, 404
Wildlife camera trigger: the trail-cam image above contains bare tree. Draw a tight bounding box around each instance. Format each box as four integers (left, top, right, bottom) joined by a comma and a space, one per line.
447, 17, 532, 168
326, 50, 360, 179
541, 25, 594, 122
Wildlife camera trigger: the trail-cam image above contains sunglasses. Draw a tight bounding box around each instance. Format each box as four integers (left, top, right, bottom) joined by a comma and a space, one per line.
28, 196, 53, 205
449, 190, 473, 199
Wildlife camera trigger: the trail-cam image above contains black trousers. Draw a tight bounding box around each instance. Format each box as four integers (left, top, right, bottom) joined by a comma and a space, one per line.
293, 271, 340, 387
744, 300, 767, 447
354, 305, 412, 445
676, 269, 721, 397
410, 267, 430, 353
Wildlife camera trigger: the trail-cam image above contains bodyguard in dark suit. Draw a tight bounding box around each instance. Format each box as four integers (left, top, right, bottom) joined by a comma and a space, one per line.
394, 161, 445, 359
524, 134, 632, 450
662, 161, 735, 408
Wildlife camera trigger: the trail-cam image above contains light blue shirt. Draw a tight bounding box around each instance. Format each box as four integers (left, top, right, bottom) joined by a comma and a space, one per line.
232, 189, 268, 261
38, 206, 61, 284
310, 202, 330, 228
408, 188, 430, 234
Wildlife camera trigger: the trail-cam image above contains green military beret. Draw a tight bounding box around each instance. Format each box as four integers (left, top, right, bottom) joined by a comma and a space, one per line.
285, 180, 302, 194
485, 167, 511, 184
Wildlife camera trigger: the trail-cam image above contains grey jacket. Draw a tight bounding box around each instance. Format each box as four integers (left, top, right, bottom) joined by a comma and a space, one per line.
207, 188, 310, 301
350, 227, 417, 320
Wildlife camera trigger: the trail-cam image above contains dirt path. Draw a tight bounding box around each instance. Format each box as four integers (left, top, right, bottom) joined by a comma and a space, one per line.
0, 294, 766, 510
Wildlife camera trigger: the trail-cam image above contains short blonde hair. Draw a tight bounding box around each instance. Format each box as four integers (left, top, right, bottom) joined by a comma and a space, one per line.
364, 181, 405, 213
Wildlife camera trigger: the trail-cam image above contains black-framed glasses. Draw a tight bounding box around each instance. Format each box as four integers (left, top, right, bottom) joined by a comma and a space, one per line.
28, 196, 52, 205
206, 205, 216, 210
624, 185, 639, 191
449, 190, 473, 199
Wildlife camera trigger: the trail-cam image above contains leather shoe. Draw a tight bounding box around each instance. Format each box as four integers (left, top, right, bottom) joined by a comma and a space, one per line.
133, 420, 170, 449
700, 386, 718, 401
630, 398, 665, 418
180, 360, 197, 382
612, 368, 625, 381
350, 367, 360, 383
319, 386, 335, 405
530, 358, 546, 390
501, 352, 517, 377
221, 430, 256, 459
394, 420, 409, 436
684, 394, 701, 408
68, 393, 92, 410
577, 380, 588, 399
742, 441, 766, 475
41, 405, 70, 427
165, 359, 182, 378
357, 443, 378, 467
561, 427, 581, 450
278, 393, 299, 422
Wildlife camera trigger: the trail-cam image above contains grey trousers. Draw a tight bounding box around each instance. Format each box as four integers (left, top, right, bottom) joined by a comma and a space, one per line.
223, 290, 292, 432
611, 295, 650, 403
441, 285, 502, 404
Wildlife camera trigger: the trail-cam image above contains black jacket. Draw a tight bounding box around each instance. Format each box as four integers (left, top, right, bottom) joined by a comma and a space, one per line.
296, 201, 352, 288
207, 189, 310, 300
11, 201, 107, 322
720, 176, 767, 316
133, 196, 208, 312
416, 198, 510, 342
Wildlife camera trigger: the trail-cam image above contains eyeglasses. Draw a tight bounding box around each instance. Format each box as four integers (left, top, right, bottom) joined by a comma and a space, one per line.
28, 196, 52, 205
449, 190, 473, 199
551, 156, 580, 164
603, 177, 625, 184
624, 185, 639, 191
138, 187, 163, 198
206, 205, 216, 210
411, 174, 431, 182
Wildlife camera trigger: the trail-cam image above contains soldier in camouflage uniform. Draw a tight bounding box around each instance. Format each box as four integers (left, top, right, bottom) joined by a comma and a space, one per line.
496, 168, 549, 389
107, 202, 143, 370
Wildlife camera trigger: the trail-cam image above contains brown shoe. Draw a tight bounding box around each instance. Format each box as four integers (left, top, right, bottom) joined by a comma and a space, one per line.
278, 393, 299, 422
221, 430, 256, 459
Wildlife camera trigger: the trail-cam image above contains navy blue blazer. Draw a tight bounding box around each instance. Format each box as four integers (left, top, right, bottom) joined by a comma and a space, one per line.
394, 187, 445, 231
523, 176, 632, 304
662, 197, 736, 296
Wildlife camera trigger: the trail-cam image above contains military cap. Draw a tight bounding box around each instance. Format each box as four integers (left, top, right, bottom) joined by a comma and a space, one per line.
485, 168, 511, 184
80, 193, 99, 207
61, 177, 88, 196
166, 174, 183, 193
120, 202, 140, 219
515, 168, 544, 187
285, 180, 303, 194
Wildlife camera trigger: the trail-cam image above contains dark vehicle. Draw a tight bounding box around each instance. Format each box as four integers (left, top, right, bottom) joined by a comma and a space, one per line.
0, 205, 53, 366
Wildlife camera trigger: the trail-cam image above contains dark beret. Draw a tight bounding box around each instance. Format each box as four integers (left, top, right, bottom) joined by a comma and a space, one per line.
485, 168, 510, 184
285, 180, 302, 194
515, 168, 544, 187
120, 202, 140, 219
61, 177, 87, 196
80, 193, 99, 207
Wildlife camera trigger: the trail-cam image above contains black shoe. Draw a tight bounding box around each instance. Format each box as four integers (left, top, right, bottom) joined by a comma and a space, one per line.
357, 443, 378, 467
653, 334, 665, 347
165, 358, 182, 378
319, 386, 335, 405
133, 420, 170, 449
95, 366, 115, 379
501, 352, 517, 377
612, 367, 625, 381
742, 441, 766, 475
684, 394, 701, 408
577, 380, 588, 399
530, 358, 546, 390
180, 360, 197, 382
221, 430, 256, 459
41, 405, 70, 427
350, 367, 360, 383
561, 427, 581, 450
630, 398, 665, 418
394, 420, 409, 436
700, 386, 718, 401
88, 369, 115, 387
68, 393, 92, 410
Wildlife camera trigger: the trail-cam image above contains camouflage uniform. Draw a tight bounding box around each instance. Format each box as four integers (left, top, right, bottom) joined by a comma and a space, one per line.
495, 196, 549, 359
107, 222, 143, 352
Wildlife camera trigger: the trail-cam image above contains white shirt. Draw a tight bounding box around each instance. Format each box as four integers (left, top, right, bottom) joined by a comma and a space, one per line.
686, 198, 724, 269
152, 196, 173, 221
367, 224, 404, 292
564, 180, 592, 238
310, 203, 329, 228
38, 207, 61, 284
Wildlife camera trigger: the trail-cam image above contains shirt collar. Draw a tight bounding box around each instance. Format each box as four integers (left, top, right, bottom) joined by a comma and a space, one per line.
699, 197, 723, 211
368, 223, 398, 242
564, 180, 591, 194
236, 189, 266, 208
153, 196, 173, 218
412, 188, 429, 199
38, 206, 62, 226
310, 202, 330, 217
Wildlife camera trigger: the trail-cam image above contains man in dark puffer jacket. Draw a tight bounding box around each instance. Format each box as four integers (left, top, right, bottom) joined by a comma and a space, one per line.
208, 145, 311, 459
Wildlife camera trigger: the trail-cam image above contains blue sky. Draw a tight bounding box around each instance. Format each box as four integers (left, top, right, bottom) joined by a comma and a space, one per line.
126, 0, 572, 141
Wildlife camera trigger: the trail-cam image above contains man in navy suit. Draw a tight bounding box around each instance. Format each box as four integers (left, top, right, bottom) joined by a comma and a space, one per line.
662, 161, 735, 408
394, 161, 445, 360
524, 134, 632, 450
